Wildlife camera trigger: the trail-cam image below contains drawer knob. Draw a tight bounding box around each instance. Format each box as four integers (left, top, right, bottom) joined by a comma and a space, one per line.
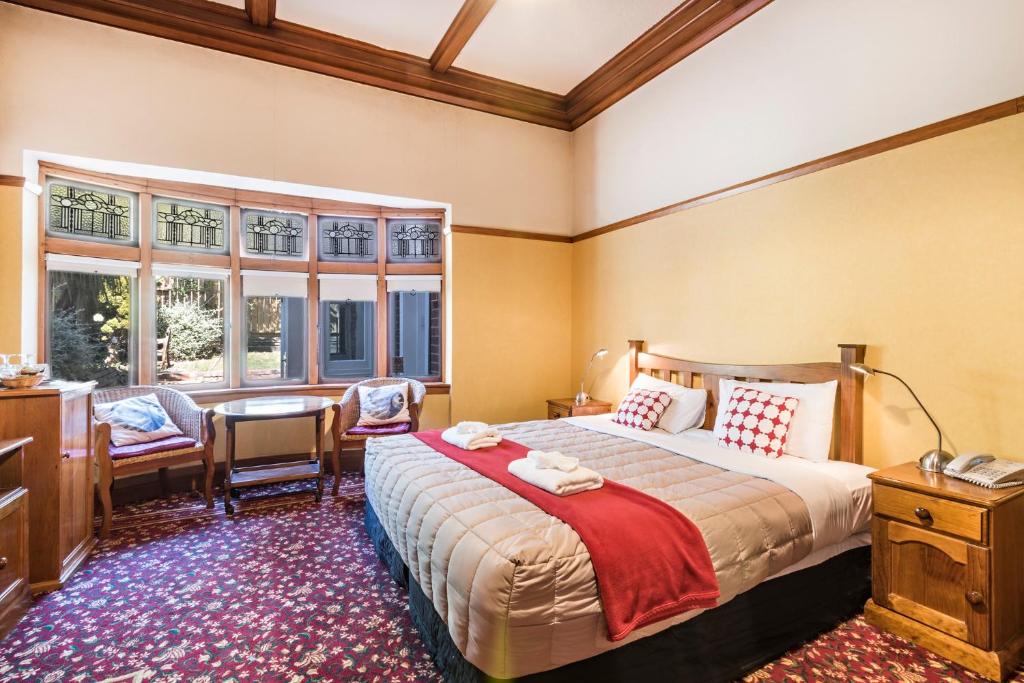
0, 557, 7, 570
913, 506, 932, 522
62, 451, 71, 459
966, 590, 985, 606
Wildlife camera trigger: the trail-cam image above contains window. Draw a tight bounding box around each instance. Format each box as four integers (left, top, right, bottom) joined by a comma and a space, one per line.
242, 209, 307, 258
39, 166, 446, 392
155, 272, 227, 385
318, 216, 376, 262
387, 276, 441, 380
47, 258, 137, 387
387, 219, 441, 262
318, 274, 377, 380
154, 197, 228, 253
46, 179, 136, 244
241, 271, 308, 383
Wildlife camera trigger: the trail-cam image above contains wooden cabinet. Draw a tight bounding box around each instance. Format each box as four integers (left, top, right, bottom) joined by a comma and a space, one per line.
0, 438, 30, 637
0, 382, 96, 593
546, 398, 612, 420
867, 463, 1024, 681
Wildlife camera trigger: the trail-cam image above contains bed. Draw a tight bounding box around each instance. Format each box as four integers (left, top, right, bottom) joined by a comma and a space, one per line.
364, 341, 875, 681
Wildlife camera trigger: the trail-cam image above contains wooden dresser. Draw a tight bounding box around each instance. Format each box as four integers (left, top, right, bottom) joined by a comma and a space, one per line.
866, 463, 1024, 681
0, 438, 30, 637
0, 382, 96, 593
546, 398, 612, 420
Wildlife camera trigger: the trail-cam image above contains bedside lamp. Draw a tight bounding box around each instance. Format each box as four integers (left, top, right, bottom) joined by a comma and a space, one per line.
575, 348, 608, 405
850, 362, 953, 472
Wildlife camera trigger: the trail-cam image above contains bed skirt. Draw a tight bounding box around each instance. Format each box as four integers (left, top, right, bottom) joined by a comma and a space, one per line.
365, 501, 871, 683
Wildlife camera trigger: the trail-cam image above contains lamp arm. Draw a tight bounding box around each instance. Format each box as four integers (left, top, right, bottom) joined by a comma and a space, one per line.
875, 369, 943, 451
579, 355, 596, 397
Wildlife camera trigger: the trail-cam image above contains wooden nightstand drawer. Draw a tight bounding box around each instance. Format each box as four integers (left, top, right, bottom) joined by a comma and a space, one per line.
875, 485, 987, 542
548, 405, 568, 420
546, 398, 612, 420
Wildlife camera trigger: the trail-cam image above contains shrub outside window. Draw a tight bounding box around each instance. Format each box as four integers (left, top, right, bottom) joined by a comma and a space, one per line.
155, 273, 227, 385
47, 261, 137, 388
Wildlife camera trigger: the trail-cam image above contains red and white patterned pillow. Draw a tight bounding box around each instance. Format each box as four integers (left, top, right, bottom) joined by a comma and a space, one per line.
717, 387, 799, 458
613, 389, 673, 431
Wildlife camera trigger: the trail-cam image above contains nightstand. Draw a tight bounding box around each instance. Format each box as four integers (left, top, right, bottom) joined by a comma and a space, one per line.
546, 398, 612, 420
865, 463, 1024, 681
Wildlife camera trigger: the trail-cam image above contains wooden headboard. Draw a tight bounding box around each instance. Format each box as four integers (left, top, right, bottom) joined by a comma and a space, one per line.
627, 340, 867, 464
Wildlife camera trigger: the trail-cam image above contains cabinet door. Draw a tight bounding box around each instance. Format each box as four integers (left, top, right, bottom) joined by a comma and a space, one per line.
59, 391, 93, 567
874, 518, 990, 648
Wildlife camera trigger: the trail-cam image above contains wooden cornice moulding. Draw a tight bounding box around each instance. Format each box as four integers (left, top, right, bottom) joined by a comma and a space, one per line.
572, 95, 1024, 242
9, 0, 571, 130
0, 174, 28, 188
565, 0, 773, 128
451, 224, 573, 243
430, 0, 496, 74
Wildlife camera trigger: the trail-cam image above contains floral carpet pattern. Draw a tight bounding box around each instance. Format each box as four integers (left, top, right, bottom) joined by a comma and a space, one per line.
0, 473, 1016, 682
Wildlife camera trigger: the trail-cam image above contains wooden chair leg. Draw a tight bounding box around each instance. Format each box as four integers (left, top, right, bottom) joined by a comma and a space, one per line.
95, 422, 114, 539
158, 467, 171, 498
331, 442, 342, 496
203, 447, 215, 509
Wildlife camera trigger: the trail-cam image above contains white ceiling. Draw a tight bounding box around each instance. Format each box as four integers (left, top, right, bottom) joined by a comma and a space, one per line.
276, 0, 465, 58
455, 0, 681, 94
221, 0, 682, 95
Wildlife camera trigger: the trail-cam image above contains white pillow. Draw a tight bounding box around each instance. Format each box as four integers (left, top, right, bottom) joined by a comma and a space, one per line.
94, 393, 184, 446
357, 383, 411, 426
712, 379, 837, 462
630, 372, 708, 434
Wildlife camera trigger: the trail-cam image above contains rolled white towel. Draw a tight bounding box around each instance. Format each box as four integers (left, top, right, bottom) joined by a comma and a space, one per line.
527, 450, 579, 472
455, 421, 490, 435
441, 425, 502, 450
508, 458, 603, 496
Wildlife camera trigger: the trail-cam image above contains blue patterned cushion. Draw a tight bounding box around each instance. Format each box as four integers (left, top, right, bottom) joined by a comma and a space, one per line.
94, 393, 184, 446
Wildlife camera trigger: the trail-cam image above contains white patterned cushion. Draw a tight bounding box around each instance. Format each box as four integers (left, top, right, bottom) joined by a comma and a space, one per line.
94, 393, 184, 446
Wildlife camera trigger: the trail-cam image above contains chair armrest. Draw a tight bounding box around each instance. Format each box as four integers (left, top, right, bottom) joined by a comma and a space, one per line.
93, 421, 112, 467
162, 393, 204, 444
335, 396, 361, 436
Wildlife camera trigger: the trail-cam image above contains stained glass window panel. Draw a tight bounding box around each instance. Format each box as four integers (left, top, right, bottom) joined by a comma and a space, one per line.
242, 209, 307, 258
318, 216, 376, 262
387, 220, 441, 263
46, 179, 136, 244
154, 198, 228, 252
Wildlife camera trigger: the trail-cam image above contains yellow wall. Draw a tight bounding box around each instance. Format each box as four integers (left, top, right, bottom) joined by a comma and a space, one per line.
572, 114, 1024, 468
0, 186, 22, 352
451, 233, 573, 424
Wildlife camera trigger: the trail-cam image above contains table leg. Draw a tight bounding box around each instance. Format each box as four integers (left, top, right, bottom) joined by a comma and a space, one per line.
224, 418, 235, 515
314, 410, 324, 503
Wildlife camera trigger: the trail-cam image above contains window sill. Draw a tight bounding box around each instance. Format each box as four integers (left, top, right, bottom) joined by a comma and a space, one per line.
187, 382, 450, 405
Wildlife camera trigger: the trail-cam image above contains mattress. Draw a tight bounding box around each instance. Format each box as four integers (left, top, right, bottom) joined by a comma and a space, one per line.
364, 418, 873, 679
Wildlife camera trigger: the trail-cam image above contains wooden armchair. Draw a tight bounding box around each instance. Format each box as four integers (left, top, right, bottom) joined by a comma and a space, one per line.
93, 386, 215, 538
330, 378, 426, 494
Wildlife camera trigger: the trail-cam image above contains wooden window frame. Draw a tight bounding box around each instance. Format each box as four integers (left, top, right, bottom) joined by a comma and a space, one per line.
36, 162, 450, 399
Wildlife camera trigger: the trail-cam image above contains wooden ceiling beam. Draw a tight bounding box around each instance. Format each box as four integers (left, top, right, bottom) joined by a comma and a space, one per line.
430, 0, 496, 73
566, 0, 773, 129
244, 0, 274, 28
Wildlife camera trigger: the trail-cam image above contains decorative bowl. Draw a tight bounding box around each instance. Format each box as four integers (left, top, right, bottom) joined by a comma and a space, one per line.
1, 374, 44, 389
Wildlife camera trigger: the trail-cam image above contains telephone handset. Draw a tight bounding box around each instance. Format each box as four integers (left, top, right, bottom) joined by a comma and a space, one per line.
943, 453, 1024, 488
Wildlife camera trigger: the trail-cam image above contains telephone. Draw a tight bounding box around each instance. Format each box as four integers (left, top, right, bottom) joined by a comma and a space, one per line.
943, 453, 1024, 488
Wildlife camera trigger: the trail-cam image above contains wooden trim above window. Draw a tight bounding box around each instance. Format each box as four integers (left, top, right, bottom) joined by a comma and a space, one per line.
0, 174, 27, 188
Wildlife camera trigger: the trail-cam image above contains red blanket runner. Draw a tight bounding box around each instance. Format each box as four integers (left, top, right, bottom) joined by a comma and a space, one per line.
413, 430, 720, 641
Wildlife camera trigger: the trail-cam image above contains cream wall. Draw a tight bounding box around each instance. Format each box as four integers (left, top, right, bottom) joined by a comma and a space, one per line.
0, 4, 577, 447
451, 233, 573, 424
572, 0, 1024, 232
572, 114, 1024, 469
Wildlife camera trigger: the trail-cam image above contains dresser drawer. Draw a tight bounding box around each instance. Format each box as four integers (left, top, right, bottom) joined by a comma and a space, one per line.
875, 485, 987, 542
548, 406, 567, 420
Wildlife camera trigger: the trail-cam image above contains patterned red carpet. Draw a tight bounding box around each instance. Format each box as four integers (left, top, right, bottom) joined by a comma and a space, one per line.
0, 475, 1011, 682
